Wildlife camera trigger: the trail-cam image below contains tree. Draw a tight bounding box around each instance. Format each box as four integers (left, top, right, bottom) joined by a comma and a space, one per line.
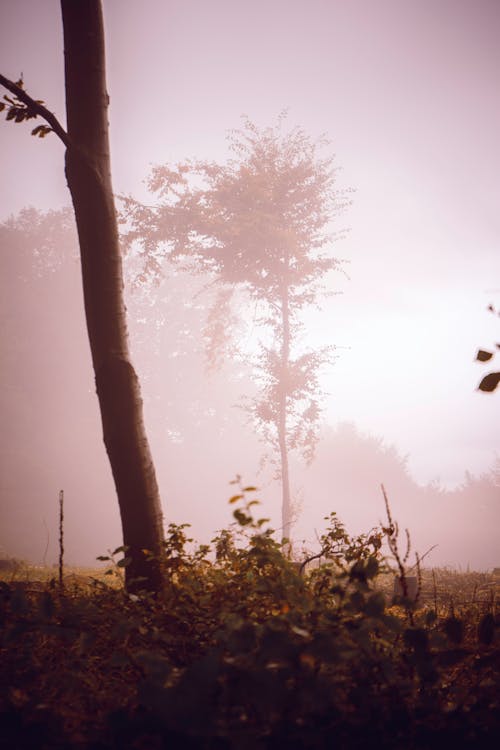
123, 116, 350, 543
0, 1, 164, 591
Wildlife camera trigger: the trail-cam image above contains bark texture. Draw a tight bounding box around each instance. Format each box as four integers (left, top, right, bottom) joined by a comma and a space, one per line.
61, 0, 164, 591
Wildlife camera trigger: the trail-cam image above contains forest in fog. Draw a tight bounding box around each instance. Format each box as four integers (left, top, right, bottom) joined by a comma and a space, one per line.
1, 0, 499, 574
1, 5, 500, 749
1, 204, 498, 570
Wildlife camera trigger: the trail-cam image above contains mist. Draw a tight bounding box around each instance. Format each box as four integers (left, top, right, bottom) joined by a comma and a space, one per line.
1, 0, 499, 572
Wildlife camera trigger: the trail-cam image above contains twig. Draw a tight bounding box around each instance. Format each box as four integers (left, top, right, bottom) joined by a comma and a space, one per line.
407, 544, 438, 573
58, 489, 64, 591
298, 548, 327, 576
42, 517, 50, 567
0, 73, 70, 147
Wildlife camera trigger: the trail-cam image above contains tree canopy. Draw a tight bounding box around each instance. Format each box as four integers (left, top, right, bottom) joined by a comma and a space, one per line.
123, 116, 352, 541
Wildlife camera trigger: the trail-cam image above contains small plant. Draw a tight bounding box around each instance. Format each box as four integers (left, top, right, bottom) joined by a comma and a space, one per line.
1, 482, 498, 749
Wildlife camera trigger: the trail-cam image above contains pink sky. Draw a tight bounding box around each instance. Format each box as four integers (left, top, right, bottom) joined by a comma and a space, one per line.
1, 0, 499, 491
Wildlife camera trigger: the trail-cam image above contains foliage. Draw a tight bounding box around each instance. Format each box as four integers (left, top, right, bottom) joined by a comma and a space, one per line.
476, 304, 500, 392
0, 76, 52, 138
1, 487, 499, 749
122, 115, 352, 539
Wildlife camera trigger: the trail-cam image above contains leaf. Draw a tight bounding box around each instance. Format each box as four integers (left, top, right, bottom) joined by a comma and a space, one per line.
478, 372, 500, 392
476, 349, 493, 362
0, 102, 5, 112
96, 555, 111, 562
233, 509, 251, 525
242, 486, 258, 492
229, 494, 244, 504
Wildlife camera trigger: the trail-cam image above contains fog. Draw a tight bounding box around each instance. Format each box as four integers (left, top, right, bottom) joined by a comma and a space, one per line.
1, 0, 499, 570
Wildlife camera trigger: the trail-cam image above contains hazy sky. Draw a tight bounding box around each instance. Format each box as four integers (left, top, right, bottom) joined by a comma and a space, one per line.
1, 0, 499, 489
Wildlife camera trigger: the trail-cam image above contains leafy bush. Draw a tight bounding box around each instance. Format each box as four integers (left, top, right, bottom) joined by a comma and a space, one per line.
1, 485, 499, 749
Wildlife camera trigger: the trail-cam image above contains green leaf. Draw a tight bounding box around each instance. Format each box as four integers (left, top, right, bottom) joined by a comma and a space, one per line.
476, 349, 493, 362
117, 556, 132, 568
478, 372, 500, 392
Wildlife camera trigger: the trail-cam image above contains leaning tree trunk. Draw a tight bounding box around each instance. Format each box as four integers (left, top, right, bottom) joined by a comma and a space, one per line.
61, 0, 164, 591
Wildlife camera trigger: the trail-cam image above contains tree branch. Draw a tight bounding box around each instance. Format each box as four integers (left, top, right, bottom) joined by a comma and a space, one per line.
0, 73, 70, 148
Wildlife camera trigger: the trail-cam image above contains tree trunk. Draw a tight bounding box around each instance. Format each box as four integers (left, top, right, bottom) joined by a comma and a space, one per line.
61, 0, 164, 591
278, 262, 292, 546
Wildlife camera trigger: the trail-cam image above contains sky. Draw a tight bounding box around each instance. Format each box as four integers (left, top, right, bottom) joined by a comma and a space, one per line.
1, 0, 499, 496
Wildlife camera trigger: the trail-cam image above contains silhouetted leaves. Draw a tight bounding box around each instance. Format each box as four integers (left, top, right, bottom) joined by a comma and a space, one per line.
31, 124, 52, 138
476, 349, 493, 362
1, 497, 499, 747
475, 305, 500, 393
478, 372, 500, 392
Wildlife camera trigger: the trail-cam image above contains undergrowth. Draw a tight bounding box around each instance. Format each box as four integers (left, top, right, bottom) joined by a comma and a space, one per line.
1, 483, 499, 749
